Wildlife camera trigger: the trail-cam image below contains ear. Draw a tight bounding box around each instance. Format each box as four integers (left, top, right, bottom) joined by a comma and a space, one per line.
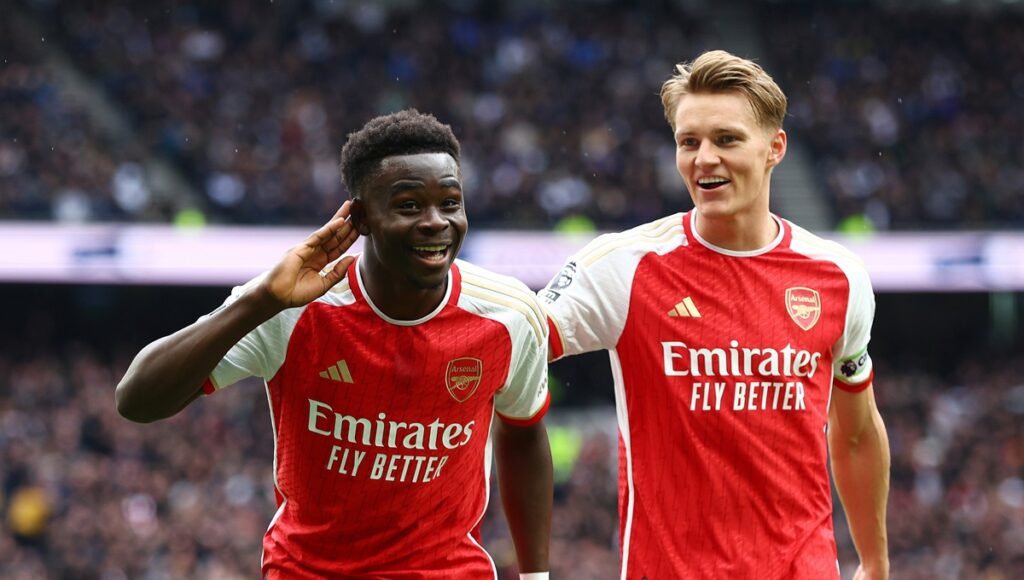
348, 198, 371, 236
766, 128, 787, 169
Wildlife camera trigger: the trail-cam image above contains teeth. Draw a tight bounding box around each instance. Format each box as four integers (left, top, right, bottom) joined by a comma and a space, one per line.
698, 177, 729, 185
414, 244, 447, 252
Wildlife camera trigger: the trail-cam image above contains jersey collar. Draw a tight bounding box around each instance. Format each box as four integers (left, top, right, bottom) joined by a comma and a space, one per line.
683, 211, 791, 257
347, 256, 461, 326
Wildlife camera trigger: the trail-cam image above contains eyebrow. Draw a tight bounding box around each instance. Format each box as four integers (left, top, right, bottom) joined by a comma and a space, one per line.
675, 126, 748, 137
389, 180, 424, 195
439, 177, 462, 189
388, 176, 462, 195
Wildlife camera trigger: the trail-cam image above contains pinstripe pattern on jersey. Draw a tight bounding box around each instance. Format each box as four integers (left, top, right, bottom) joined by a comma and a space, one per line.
459, 263, 546, 346
578, 213, 684, 267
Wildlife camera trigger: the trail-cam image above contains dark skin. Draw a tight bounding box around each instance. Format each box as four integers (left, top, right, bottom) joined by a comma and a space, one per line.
349, 152, 468, 320
115, 152, 551, 573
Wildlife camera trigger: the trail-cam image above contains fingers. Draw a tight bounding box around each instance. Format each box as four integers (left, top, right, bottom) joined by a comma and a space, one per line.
322, 226, 360, 264
321, 255, 356, 288
329, 199, 352, 222
302, 201, 357, 252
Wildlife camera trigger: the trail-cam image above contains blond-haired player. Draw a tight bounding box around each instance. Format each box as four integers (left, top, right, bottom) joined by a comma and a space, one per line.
542, 50, 890, 579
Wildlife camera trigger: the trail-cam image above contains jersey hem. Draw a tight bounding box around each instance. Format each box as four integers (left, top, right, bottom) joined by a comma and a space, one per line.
833, 370, 874, 393
546, 316, 565, 360
496, 391, 551, 426
201, 377, 217, 395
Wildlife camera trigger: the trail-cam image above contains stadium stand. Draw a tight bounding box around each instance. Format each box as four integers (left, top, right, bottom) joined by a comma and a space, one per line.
762, 3, 1024, 230
7, 0, 1019, 229
20, 0, 705, 227
0, 14, 152, 223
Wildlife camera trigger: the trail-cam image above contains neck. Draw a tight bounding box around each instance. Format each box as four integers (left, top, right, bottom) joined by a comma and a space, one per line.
358, 259, 448, 321
694, 210, 779, 252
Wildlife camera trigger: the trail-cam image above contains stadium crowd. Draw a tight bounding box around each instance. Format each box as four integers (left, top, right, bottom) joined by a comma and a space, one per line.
761, 3, 1024, 230
1, 338, 1022, 578
0, 14, 154, 223
27, 0, 700, 227
7, 0, 1019, 229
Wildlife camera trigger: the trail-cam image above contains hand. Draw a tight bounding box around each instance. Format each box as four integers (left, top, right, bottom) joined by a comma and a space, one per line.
853, 562, 889, 580
259, 201, 361, 309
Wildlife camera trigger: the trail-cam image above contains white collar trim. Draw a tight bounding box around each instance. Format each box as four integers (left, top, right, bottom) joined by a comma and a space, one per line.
690, 212, 785, 257
355, 259, 452, 326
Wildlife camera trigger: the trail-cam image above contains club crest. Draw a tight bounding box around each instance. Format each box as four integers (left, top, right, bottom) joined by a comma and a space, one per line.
786, 287, 821, 331
445, 357, 483, 403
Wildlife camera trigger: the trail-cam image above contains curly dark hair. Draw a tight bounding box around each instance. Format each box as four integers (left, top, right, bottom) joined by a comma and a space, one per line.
339, 109, 461, 197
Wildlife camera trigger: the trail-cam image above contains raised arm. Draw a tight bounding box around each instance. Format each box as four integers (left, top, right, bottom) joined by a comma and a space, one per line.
828, 384, 890, 580
115, 201, 360, 423
494, 418, 552, 576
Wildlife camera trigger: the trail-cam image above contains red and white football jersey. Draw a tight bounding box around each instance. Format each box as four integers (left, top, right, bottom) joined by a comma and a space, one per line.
202, 258, 550, 579
542, 211, 874, 580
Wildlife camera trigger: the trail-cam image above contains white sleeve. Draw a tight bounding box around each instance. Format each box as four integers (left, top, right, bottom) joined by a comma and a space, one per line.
456, 262, 551, 424
832, 261, 876, 391
493, 298, 550, 425
201, 274, 304, 392
540, 216, 684, 359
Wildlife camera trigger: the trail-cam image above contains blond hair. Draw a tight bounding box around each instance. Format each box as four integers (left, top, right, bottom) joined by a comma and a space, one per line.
660, 50, 787, 132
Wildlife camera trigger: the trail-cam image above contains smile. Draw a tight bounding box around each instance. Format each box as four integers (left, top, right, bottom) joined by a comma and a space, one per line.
411, 243, 451, 263
697, 176, 730, 190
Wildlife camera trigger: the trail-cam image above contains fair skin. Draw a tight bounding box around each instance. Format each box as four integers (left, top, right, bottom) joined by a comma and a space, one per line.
672, 90, 890, 579
673, 91, 786, 251
829, 386, 891, 580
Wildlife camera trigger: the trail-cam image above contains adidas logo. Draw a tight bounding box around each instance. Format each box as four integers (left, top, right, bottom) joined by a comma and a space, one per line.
319, 360, 354, 383
667, 297, 701, 318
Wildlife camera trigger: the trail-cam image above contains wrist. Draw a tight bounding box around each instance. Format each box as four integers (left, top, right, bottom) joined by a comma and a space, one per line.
520, 573, 549, 580
245, 282, 287, 318
861, 558, 890, 579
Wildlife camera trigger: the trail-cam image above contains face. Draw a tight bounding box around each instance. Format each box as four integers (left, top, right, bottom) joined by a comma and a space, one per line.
353, 152, 467, 292
673, 92, 786, 221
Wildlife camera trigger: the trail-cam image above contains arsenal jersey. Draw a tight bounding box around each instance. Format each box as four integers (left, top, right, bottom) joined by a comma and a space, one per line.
541, 211, 874, 579
203, 258, 550, 579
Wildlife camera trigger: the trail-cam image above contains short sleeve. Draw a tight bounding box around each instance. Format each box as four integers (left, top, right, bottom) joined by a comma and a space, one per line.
494, 296, 551, 426
201, 274, 304, 394
540, 216, 684, 360
832, 262, 876, 392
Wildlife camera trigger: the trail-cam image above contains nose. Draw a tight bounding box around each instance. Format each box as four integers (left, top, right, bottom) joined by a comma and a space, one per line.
418, 205, 449, 234
695, 140, 720, 167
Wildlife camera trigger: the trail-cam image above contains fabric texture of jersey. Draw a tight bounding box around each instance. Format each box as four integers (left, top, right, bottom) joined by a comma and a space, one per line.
541, 211, 874, 579
203, 258, 549, 579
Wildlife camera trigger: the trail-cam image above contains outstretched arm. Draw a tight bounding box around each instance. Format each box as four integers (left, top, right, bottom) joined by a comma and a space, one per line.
115, 201, 360, 423
829, 384, 890, 580
494, 418, 552, 575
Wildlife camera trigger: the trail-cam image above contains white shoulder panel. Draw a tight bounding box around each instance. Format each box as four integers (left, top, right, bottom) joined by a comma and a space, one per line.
457, 261, 549, 422
540, 214, 686, 357
788, 223, 875, 386
206, 275, 356, 391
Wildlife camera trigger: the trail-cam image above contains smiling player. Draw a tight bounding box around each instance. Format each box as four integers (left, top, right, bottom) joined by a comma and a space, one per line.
541, 51, 890, 579
116, 110, 553, 579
